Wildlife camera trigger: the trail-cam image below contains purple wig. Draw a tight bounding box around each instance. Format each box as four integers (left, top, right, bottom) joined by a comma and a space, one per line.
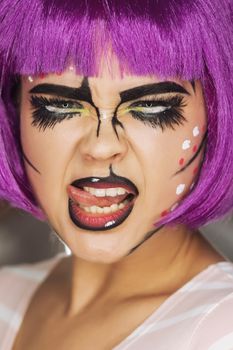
0, 0, 232, 227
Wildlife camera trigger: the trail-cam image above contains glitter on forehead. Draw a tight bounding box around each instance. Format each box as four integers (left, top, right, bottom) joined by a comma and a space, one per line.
28, 76, 34, 83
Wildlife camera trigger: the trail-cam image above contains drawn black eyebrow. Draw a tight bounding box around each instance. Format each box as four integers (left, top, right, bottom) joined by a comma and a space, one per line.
190, 80, 196, 92
120, 81, 190, 104
30, 81, 189, 106
29, 83, 95, 106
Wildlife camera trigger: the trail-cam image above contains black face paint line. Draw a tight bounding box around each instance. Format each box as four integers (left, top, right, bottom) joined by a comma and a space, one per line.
79, 77, 102, 138
97, 108, 122, 139
190, 80, 196, 93
173, 131, 207, 176
22, 151, 41, 174
111, 109, 125, 140
127, 225, 164, 255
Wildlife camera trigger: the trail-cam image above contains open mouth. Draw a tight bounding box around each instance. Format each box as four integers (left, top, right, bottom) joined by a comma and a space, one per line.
67, 176, 138, 231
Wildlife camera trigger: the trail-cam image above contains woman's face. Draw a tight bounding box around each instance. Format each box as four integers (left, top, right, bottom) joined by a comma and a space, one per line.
20, 63, 207, 263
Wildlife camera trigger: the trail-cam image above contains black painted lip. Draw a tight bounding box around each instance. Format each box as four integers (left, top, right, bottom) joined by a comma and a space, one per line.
68, 173, 138, 231
68, 198, 135, 231
70, 174, 139, 196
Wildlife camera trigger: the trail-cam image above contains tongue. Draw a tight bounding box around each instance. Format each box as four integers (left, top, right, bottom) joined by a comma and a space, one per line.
67, 185, 129, 207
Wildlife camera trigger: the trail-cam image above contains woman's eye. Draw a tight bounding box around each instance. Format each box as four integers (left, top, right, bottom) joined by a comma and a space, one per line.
128, 103, 171, 114
30, 96, 85, 130
45, 101, 84, 114
126, 96, 187, 131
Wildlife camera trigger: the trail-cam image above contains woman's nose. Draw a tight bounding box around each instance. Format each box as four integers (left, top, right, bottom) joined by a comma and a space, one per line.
78, 116, 128, 164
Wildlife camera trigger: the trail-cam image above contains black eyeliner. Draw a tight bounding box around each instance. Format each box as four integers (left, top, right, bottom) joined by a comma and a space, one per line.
129, 95, 187, 131
30, 95, 81, 130
29, 80, 188, 132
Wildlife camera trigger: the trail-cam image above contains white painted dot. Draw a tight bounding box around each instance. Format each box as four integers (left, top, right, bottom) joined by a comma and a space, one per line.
69, 65, 75, 71
182, 140, 191, 150
176, 184, 186, 195
28, 76, 34, 83
193, 126, 200, 137
170, 203, 179, 212
190, 182, 195, 190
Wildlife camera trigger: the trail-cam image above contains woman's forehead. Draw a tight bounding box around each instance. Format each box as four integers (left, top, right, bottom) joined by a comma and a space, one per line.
22, 68, 192, 95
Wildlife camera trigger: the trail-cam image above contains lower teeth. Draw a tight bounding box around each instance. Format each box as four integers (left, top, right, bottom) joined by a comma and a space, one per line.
81, 199, 130, 214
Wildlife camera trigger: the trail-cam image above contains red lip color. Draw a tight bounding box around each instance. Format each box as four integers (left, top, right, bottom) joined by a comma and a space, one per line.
67, 185, 136, 231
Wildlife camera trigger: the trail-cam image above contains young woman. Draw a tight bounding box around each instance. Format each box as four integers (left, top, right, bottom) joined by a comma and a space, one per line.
0, 0, 232, 349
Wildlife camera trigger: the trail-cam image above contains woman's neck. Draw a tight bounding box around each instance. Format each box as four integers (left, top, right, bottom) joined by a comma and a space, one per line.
59, 225, 224, 316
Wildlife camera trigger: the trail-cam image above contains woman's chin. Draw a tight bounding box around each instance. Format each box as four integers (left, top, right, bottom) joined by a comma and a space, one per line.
68, 244, 129, 264
56, 226, 132, 264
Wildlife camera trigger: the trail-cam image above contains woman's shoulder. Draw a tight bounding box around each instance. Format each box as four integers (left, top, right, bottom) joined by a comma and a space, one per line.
187, 261, 233, 349
0, 252, 66, 297
0, 253, 66, 349
113, 261, 233, 350
0, 254, 65, 325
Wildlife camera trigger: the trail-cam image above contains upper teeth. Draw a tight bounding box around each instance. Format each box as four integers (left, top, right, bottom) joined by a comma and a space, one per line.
83, 187, 128, 197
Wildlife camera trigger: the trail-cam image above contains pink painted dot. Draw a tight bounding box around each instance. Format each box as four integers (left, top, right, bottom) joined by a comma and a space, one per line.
39, 73, 46, 79
192, 145, 198, 153
161, 210, 168, 217
193, 166, 198, 175
202, 125, 206, 132
179, 158, 185, 166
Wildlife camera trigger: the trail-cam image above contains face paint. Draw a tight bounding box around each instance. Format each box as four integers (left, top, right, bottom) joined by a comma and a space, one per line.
176, 184, 186, 195
190, 182, 196, 190
182, 139, 191, 150
39, 73, 46, 79
170, 203, 179, 211
179, 158, 185, 166
67, 167, 139, 231
175, 131, 207, 176
28, 80, 188, 133
28, 76, 34, 83
193, 126, 200, 137
22, 152, 41, 174
20, 68, 207, 262
193, 166, 199, 175
127, 225, 164, 255
192, 145, 198, 153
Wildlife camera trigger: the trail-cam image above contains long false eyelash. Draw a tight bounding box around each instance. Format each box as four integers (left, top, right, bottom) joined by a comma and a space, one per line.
128, 95, 187, 131
30, 96, 83, 131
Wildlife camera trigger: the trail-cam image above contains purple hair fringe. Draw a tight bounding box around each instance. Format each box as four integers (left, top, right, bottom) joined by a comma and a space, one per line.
0, 0, 232, 227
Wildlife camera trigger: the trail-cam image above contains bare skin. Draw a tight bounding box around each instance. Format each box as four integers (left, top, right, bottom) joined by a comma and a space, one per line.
12, 226, 224, 350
